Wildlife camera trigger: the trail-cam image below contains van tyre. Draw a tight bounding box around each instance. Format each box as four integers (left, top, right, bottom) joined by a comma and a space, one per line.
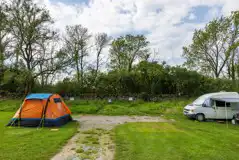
232, 117, 237, 125
196, 114, 205, 122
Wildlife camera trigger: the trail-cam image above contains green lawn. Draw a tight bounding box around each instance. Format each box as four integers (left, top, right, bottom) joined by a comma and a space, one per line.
0, 99, 22, 112
3, 98, 239, 160
0, 112, 78, 160
0, 98, 193, 115
114, 117, 239, 160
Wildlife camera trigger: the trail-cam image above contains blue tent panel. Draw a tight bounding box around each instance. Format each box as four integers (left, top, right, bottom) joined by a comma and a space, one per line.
7, 114, 72, 127
25, 93, 53, 100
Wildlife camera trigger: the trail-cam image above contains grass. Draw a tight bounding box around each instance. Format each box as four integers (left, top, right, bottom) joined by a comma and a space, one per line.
114, 115, 239, 160
76, 129, 103, 160
76, 148, 84, 153
0, 99, 22, 112
3, 97, 239, 160
0, 98, 193, 115
0, 112, 78, 160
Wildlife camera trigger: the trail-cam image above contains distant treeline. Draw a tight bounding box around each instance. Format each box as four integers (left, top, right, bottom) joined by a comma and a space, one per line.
1, 61, 236, 99
0, 1, 238, 98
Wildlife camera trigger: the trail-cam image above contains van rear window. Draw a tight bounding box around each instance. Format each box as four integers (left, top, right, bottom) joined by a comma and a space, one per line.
53, 98, 62, 103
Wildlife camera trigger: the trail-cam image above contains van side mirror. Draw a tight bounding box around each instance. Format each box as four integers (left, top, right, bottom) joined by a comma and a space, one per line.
202, 103, 207, 107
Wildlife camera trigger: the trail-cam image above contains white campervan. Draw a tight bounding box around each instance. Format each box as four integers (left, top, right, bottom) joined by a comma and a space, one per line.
184, 92, 239, 121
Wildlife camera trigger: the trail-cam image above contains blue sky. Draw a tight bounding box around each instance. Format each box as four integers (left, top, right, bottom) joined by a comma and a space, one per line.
45, 0, 238, 65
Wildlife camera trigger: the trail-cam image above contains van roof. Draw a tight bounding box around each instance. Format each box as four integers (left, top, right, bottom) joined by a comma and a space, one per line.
202, 92, 239, 101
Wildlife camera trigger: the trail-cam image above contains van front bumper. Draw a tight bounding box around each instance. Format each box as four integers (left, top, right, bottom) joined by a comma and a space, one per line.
184, 113, 196, 119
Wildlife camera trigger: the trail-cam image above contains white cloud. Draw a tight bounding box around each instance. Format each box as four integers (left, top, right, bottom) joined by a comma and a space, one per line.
35, 0, 239, 66
222, 0, 239, 15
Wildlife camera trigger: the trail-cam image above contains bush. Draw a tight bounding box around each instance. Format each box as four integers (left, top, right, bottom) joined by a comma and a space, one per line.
139, 92, 151, 101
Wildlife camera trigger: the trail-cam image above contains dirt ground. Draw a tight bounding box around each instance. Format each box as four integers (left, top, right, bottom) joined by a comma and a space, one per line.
51, 115, 171, 160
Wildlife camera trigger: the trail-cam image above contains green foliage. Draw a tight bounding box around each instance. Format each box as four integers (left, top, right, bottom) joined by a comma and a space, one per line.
0, 0, 237, 98
0, 98, 192, 115
109, 34, 149, 72
76, 148, 84, 153
1, 68, 26, 94
2, 62, 237, 99
67, 99, 191, 115
183, 12, 239, 79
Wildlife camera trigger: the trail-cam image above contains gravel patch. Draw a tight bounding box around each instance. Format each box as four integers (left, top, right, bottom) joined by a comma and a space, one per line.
52, 115, 171, 160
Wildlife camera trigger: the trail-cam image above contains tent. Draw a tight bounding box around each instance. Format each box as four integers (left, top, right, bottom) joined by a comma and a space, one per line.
7, 93, 72, 127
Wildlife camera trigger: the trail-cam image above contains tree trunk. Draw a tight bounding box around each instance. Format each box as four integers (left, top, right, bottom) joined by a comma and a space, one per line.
215, 71, 220, 78
0, 42, 4, 83
0, 51, 3, 83
80, 50, 84, 89
80, 56, 84, 88
25, 58, 33, 94
15, 48, 20, 69
39, 64, 44, 88
24, 75, 33, 95
76, 61, 80, 83
231, 50, 236, 81
94, 53, 100, 87
128, 59, 133, 72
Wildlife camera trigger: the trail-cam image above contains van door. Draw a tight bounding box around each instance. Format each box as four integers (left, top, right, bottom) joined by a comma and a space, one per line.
201, 99, 216, 119
215, 101, 232, 119
231, 103, 239, 117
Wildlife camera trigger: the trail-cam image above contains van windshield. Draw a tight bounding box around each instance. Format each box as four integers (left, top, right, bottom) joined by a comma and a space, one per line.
193, 95, 208, 105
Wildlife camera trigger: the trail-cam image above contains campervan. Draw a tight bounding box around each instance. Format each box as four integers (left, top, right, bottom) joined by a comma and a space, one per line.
183, 92, 239, 122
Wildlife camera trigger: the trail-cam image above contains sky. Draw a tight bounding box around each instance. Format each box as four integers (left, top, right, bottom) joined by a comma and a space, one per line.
37, 0, 239, 65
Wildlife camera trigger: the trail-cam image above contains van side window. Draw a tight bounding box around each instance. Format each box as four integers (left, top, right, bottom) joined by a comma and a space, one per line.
215, 101, 230, 107
203, 99, 211, 107
53, 98, 62, 103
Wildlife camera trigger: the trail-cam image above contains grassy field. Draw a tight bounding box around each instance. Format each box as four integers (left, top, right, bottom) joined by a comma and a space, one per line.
0, 99, 22, 112
2, 98, 239, 160
0, 112, 78, 160
114, 115, 239, 160
0, 98, 193, 115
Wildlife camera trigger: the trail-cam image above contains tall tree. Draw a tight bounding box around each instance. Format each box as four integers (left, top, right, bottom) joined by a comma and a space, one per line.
183, 16, 232, 78
64, 25, 91, 87
37, 32, 63, 87
90, 33, 110, 86
227, 11, 239, 81
7, 0, 55, 94
0, 2, 10, 85
109, 34, 149, 72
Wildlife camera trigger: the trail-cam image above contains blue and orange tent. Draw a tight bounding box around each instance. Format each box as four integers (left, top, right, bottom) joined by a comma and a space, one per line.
7, 93, 72, 127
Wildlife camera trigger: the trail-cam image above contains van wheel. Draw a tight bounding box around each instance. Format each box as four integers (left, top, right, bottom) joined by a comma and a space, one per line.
196, 114, 205, 122
232, 118, 237, 125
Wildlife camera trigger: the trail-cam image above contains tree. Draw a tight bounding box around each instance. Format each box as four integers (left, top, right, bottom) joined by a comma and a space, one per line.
64, 25, 91, 87
37, 33, 66, 87
183, 15, 232, 78
0, 2, 10, 86
109, 34, 149, 72
227, 11, 239, 81
135, 61, 165, 95
7, 0, 57, 94
89, 33, 110, 86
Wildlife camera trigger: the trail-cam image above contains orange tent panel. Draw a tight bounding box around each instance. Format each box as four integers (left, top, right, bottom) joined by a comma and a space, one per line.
7, 93, 72, 127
